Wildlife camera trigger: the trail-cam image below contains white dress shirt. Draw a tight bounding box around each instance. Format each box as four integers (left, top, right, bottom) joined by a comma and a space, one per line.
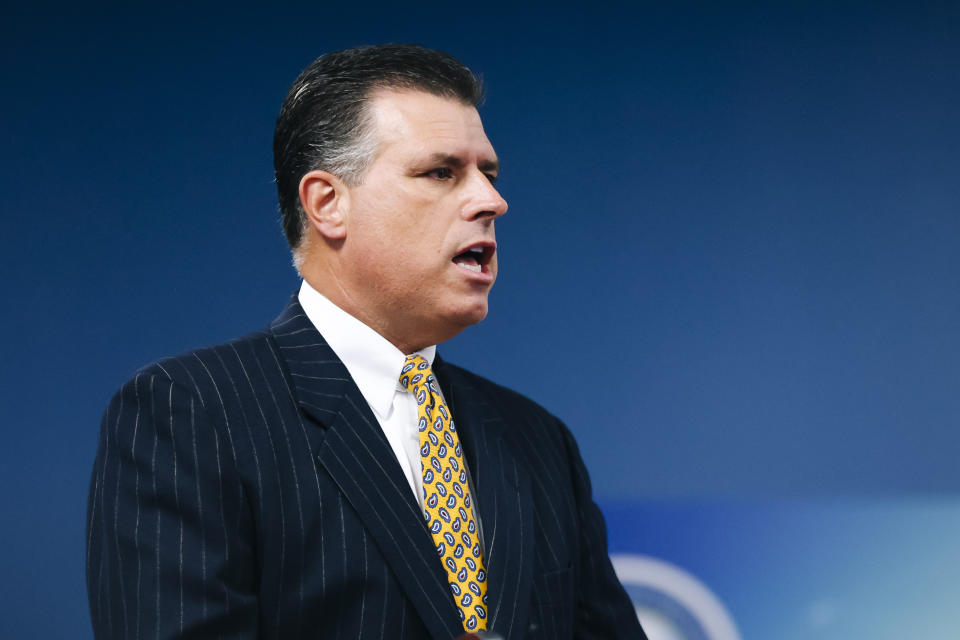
298, 280, 438, 505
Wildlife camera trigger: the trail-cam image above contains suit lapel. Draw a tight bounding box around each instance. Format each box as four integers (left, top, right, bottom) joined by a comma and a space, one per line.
436, 357, 535, 640
270, 298, 463, 640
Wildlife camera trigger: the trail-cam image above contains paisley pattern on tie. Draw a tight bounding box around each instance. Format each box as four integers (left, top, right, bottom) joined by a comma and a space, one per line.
399, 355, 488, 631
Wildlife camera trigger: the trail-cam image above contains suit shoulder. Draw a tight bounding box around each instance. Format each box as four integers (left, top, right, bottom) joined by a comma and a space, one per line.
126, 329, 278, 395
439, 360, 560, 424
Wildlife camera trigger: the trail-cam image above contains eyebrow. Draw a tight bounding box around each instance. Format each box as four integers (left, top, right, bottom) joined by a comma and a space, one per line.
426, 152, 500, 175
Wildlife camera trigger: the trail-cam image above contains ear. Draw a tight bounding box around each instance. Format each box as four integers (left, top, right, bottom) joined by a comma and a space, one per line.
299, 169, 350, 240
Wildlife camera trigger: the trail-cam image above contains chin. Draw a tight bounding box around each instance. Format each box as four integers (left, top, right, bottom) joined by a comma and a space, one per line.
439, 299, 489, 337
462, 305, 489, 326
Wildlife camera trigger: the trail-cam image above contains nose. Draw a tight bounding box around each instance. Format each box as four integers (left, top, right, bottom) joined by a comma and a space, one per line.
462, 170, 508, 221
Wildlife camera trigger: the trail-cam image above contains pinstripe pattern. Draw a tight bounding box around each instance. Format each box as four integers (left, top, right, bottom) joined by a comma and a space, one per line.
86, 296, 645, 639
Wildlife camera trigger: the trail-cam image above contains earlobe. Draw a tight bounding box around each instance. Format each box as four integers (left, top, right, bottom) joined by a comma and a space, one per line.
299, 170, 349, 240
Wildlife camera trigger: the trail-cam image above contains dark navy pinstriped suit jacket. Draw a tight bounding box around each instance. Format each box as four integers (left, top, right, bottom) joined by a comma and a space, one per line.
86, 297, 646, 640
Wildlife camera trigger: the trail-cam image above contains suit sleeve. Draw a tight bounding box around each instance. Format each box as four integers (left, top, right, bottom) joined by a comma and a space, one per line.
560, 422, 648, 640
86, 372, 259, 639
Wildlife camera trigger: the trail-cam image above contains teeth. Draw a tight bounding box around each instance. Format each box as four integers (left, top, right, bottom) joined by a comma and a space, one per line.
468, 247, 483, 255
458, 263, 482, 273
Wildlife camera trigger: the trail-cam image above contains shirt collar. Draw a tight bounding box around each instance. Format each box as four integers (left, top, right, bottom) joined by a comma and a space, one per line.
297, 280, 436, 418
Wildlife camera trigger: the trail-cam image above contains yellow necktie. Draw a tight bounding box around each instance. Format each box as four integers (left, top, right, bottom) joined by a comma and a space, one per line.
399, 355, 488, 632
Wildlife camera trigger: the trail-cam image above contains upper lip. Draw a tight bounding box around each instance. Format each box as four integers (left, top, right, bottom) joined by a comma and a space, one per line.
453, 241, 496, 265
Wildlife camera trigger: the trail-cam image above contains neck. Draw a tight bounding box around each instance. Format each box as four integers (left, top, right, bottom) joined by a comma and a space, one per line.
300, 269, 443, 355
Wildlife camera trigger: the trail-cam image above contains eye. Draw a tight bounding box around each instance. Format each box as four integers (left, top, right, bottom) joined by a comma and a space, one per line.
425, 167, 454, 180
484, 173, 498, 185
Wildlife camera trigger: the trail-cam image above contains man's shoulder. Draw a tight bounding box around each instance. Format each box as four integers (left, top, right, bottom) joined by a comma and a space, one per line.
112, 295, 300, 388
437, 358, 561, 426
125, 328, 280, 397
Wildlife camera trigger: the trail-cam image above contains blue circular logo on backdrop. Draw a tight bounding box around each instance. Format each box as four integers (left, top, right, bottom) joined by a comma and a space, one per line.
610, 554, 741, 640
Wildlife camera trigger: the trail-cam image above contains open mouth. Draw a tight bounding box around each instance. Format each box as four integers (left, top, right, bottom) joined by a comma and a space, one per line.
452, 244, 493, 274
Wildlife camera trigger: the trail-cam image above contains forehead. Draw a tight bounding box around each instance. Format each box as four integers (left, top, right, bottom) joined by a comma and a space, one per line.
365, 89, 497, 161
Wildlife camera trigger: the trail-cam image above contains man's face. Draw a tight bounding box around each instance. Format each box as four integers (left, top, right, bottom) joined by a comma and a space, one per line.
339, 89, 508, 350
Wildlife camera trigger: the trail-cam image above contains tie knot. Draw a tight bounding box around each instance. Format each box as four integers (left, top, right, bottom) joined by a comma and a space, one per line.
399, 355, 433, 391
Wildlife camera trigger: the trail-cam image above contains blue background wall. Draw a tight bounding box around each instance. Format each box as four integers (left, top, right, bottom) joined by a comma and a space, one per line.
2, 2, 958, 637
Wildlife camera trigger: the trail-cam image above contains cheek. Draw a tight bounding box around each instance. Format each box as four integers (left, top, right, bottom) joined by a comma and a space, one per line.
349, 190, 451, 274
356, 190, 431, 242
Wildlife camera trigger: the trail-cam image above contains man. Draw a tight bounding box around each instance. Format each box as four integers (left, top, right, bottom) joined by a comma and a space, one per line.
87, 44, 646, 640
